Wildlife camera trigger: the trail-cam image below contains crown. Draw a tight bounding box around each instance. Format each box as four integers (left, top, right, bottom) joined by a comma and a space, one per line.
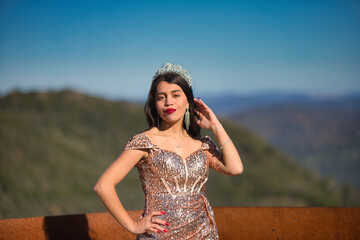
153, 62, 192, 87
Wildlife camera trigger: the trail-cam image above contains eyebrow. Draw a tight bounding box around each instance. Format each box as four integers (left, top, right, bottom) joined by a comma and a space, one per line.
156, 90, 182, 95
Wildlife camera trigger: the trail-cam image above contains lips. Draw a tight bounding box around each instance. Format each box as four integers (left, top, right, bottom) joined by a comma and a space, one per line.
165, 108, 176, 114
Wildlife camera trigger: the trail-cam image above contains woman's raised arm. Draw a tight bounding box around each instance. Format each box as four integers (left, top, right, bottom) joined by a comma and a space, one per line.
194, 97, 243, 175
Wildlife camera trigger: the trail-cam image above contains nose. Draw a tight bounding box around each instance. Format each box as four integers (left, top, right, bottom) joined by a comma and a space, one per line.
165, 97, 173, 106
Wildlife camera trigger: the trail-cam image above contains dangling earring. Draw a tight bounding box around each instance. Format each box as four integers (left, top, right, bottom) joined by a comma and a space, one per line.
157, 115, 160, 128
184, 105, 190, 131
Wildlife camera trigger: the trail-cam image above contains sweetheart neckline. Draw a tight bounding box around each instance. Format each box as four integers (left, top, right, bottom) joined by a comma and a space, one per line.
141, 132, 205, 161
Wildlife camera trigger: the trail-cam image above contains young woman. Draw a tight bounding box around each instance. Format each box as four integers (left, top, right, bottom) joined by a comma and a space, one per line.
94, 63, 243, 239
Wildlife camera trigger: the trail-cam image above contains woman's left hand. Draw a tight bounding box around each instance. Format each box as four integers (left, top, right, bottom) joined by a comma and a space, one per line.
194, 97, 220, 130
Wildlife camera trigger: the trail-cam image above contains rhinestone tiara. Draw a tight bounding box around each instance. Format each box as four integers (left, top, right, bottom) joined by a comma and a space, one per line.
153, 62, 192, 87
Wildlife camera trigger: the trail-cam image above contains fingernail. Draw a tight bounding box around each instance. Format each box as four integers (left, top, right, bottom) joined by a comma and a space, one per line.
157, 230, 161, 233
165, 222, 169, 226
161, 211, 166, 214
163, 229, 168, 233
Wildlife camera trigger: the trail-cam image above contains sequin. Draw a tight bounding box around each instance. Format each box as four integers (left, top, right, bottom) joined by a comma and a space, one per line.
123, 132, 221, 240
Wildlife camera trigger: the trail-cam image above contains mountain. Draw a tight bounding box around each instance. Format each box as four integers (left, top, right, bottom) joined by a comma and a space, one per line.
0, 90, 359, 219
203, 91, 360, 115
204, 92, 360, 188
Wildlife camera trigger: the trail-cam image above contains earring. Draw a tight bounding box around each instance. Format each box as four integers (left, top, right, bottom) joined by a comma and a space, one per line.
184, 105, 190, 131
157, 115, 160, 128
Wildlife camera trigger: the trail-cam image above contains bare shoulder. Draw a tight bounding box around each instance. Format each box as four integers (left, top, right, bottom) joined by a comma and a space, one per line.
189, 136, 203, 148
143, 127, 158, 136
142, 128, 160, 141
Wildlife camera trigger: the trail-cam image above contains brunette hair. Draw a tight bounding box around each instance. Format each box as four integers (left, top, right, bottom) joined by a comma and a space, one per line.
144, 72, 201, 138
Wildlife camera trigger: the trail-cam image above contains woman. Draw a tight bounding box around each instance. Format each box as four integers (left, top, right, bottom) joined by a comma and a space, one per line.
94, 63, 243, 239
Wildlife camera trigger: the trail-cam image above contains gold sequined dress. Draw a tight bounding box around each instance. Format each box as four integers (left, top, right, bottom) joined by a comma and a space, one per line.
123, 132, 221, 240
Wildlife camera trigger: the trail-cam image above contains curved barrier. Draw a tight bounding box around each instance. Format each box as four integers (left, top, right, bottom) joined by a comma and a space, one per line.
0, 207, 359, 239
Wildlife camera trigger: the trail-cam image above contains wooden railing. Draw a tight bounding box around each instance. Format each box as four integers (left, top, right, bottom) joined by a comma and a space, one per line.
0, 207, 359, 239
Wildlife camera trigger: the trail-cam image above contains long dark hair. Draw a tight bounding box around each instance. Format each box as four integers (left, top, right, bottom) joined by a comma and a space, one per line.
144, 72, 201, 138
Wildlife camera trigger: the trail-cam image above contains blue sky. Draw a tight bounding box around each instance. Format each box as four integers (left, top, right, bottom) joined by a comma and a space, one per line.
1, 0, 359, 100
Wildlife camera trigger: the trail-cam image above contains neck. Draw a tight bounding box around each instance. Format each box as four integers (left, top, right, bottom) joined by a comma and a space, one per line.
159, 120, 187, 137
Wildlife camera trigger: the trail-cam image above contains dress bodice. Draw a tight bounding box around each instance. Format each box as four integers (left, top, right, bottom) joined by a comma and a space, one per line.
124, 133, 216, 196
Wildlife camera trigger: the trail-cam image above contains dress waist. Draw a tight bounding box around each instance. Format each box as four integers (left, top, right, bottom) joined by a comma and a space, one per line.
143, 192, 216, 228
145, 192, 205, 208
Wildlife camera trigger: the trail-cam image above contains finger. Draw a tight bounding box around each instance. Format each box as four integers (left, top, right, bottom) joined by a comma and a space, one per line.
194, 97, 204, 106
194, 108, 203, 116
194, 109, 202, 116
146, 211, 164, 225
197, 97, 209, 109
195, 111, 204, 121
151, 217, 170, 227
149, 219, 169, 233
194, 97, 202, 105
150, 211, 166, 217
149, 211, 169, 227
152, 225, 169, 233
148, 226, 163, 234
194, 102, 206, 112
194, 99, 202, 109
195, 101, 207, 112
149, 227, 169, 233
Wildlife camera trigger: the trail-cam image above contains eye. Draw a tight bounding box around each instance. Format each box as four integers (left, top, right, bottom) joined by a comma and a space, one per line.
173, 94, 180, 98
157, 96, 165, 101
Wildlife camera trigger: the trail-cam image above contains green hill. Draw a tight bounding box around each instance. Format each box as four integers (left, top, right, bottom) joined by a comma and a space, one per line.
231, 103, 360, 187
0, 90, 359, 219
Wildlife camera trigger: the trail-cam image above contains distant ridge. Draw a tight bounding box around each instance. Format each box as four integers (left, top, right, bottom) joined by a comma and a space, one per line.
203, 91, 360, 114
0, 89, 359, 219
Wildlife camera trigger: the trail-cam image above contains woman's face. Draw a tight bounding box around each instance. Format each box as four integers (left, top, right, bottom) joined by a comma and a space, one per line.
155, 81, 188, 126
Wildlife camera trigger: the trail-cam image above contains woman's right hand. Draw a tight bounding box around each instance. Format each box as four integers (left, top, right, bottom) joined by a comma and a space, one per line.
131, 211, 170, 235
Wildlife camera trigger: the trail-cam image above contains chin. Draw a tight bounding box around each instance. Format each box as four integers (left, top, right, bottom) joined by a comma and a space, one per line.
161, 116, 182, 125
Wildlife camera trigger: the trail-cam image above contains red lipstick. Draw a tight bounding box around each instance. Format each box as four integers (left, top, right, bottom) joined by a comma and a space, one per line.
165, 108, 176, 114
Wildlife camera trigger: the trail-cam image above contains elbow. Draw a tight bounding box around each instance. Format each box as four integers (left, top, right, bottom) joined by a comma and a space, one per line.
94, 180, 115, 195
93, 183, 100, 193
93, 182, 105, 194
230, 166, 243, 176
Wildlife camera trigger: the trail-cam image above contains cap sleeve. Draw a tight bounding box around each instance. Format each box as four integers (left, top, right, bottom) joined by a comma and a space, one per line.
123, 133, 154, 150
201, 135, 233, 175
201, 136, 219, 151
